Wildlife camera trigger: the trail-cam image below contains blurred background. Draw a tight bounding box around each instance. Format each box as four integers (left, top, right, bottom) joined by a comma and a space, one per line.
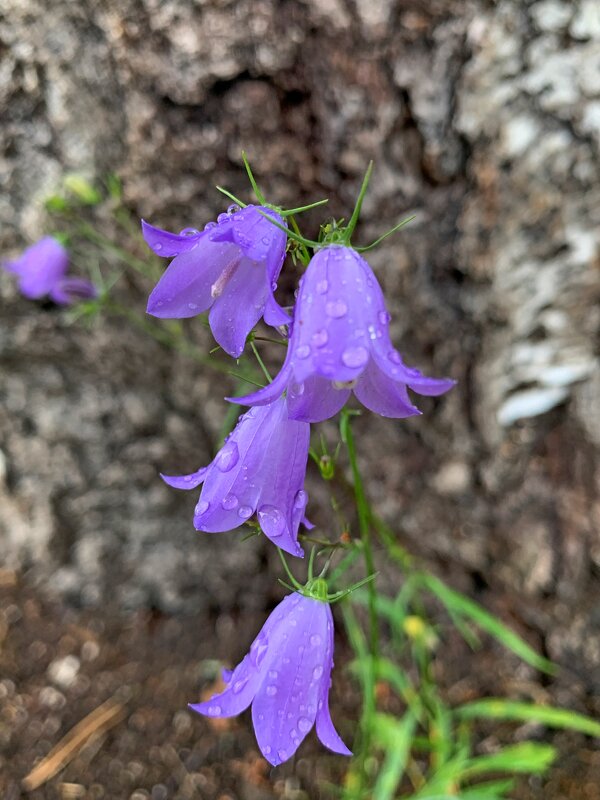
1, 0, 599, 798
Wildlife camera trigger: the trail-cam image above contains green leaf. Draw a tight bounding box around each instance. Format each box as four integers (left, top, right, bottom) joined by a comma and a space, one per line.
462, 742, 556, 778
457, 699, 600, 738
421, 574, 556, 675
459, 778, 515, 799
372, 713, 416, 800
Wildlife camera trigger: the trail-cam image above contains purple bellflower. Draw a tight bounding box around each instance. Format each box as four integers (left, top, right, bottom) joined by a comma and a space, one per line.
2, 237, 97, 305
143, 205, 289, 358
190, 589, 351, 766
161, 396, 310, 557
232, 244, 455, 422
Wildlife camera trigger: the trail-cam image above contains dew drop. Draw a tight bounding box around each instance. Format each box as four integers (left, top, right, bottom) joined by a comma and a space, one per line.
325, 300, 348, 318
268, 670, 278, 680
316, 279, 329, 294
295, 344, 311, 359
153, 243, 163, 252
214, 441, 239, 472
310, 634, 322, 647
188, 302, 199, 311
277, 749, 288, 762
266, 685, 277, 696
250, 634, 269, 667
388, 349, 402, 364
204, 221, 217, 230
290, 381, 305, 397
233, 677, 249, 694
261, 236, 270, 245
217, 213, 229, 224
238, 505, 253, 520
312, 665, 324, 680
180, 227, 200, 236
258, 505, 285, 539
264, 745, 272, 755
207, 705, 221, 715
311, 329, 328, 348
221, 493, 239, 510
341, 346, 369, 369
195, 499, 210, 516
298, 716, 312, 733
378, 310, 391, 325
227, 204, 240, 215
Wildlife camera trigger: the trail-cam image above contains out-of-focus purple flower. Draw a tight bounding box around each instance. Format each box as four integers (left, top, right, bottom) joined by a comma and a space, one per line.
190, 590, 351, 766
161, 396, 309, 557
143, 205, 289, 358
232, 244, 455, 422
2, 237, 96, 306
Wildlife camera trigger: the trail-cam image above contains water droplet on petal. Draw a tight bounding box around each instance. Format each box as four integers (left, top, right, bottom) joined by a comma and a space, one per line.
266, 685, 277, 696
268, 670, 278, 679
310, 634, 322, 647
341, 346, 369, 368
250, 633, 269, 667
378, 310, 391, 325
312, 665, 323, 680
207, 704, 222, 715
217, 213, 229, 224
258, 505, 285, 539
261, 236, 270, 245
214, 441, 239, 472
388, 349, 402, 364
204, 221, 217, 230
221, 493, 239, 510
233, 677, 249, 693
238, 505, 253, 520
316, 279, 329, 294
325, 300, 348, 318
227, 204, 240, 215
195, 499, 210, 516
277, 749, 288, 762
180, 227, 200, 236
294, 489, 308, 509
295, 344, 311, 359
264, 745, 272, 755
153, 243, 163, 252
298, 716, 311, 733
290, 381, 305, 397
311, 329, 328, 348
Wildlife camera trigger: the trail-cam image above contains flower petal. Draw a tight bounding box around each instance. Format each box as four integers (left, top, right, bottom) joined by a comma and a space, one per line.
160, 467, 208, 490
287, 375, 350, 423
208, 255, 268, 358
263, 293, 291, 327
251, 594, 330, 766
193, 404, 281, 532
49, 277, 97, 305
228, 358, 291, 407
315, 607, 351, 756
354, 359, 422, 418
141, 220, 203, 257
11, 237, 69, 299
146, 240, 241, 319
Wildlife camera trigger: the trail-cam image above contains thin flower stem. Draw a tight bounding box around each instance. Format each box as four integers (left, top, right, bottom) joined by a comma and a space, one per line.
250, 341, 272, 382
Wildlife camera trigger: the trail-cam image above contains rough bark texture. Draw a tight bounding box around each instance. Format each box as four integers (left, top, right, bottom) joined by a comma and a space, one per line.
1, 0, 599, 700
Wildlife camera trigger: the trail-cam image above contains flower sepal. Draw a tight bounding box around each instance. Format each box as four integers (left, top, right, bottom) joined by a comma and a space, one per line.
278, 547, 377, 605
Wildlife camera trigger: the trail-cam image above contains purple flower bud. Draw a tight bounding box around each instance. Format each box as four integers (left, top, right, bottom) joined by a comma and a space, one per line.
161, 396, 309, 557
190, 592, 351, 766
232, 244, 455, 422
3, 237, 67, 300
143, 205, 289, 358
2, 237, 97, 306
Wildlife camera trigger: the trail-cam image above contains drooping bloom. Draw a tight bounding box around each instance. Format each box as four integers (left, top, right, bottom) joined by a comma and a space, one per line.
161, 396, 309, 557
232, 244, 455, 422
190, 591, 351, 766
2, 237, 97, 305
143, 205, 289, 357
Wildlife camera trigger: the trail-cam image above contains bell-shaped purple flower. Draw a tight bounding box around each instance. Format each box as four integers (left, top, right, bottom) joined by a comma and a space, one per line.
161, 396, 309, 557
143, 205, 289, 358
232, 244, 455, 422
2, 237, 97, 305
190, 591, 351, 766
